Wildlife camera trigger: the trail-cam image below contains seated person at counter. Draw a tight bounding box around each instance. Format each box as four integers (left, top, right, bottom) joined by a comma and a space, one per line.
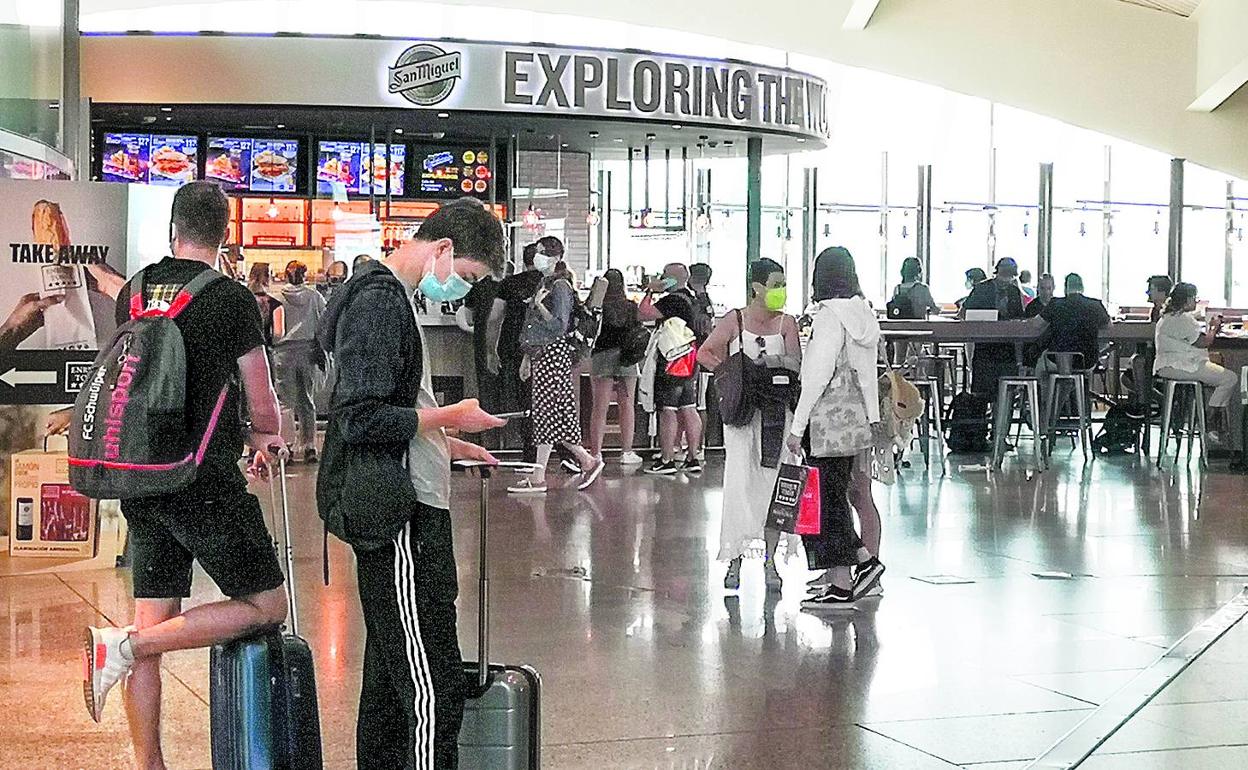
955, 267, 988, 313
1154, 282, 1237, 443
890, 257, 941, 318
960, 258, 1025, 395
1019, 269, 1037, 303
1124, 274, 1175, 409
1027, 273, 1110, 405
1023, 273, 1056, 318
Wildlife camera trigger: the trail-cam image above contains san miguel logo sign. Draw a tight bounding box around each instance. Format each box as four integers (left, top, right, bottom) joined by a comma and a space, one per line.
388, 43, 462, 106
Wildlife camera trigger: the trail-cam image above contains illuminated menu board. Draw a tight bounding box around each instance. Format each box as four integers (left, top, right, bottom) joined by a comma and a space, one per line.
206, 136, 299, 193
415, 145, 493, 199
317, 142, 406, 195
102, 133, 197, 186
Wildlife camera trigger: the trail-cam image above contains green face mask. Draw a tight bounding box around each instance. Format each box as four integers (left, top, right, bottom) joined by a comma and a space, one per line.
764, 286, 787, 311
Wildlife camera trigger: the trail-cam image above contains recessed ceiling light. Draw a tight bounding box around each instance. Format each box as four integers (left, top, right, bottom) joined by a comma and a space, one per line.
394, 127, 404, 134
561, 143, 569, 148
645, 133, 657, 141
589, 131, 600, 138
276, 123, 285, 129
797, 138, 806, 142
437, 112, 450, 119
613, 137, 623, 142
672, 124, 682, 130
160, 107, 172, 112
165, 117, 172, 121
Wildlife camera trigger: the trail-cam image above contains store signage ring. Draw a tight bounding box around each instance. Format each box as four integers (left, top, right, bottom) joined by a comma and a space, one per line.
389, 43, 462, 106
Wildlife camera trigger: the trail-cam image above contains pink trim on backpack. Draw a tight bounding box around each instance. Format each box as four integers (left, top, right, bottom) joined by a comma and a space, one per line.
68, 453, 194, 472
195, 385, 230, 465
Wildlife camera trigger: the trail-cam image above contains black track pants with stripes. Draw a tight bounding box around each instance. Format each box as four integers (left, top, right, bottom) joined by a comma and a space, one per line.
355, 506, 465, 770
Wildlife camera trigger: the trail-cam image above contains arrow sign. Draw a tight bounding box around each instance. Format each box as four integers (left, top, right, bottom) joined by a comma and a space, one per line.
0, 368, 58, 388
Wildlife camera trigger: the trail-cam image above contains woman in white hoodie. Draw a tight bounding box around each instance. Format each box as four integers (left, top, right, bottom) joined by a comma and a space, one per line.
787, 247, 887, 608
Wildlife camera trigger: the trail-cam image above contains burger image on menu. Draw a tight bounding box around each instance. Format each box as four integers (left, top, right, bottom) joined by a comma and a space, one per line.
253, 150, 291, 180
318, 157, 355, 187
149, 144, 195, 184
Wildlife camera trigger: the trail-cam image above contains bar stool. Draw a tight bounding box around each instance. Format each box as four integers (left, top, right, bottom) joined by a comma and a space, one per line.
1156, 379, 1208, 469
910, 353, 957, 410
902, 360, 946, 468
1041, 352, 1093, 462
993, 375, 1045, 470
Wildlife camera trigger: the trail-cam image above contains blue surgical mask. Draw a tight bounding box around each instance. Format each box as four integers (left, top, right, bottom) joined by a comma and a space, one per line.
418, 256, 473, 302
533, 255, 553, 273
660, 277, 678, 292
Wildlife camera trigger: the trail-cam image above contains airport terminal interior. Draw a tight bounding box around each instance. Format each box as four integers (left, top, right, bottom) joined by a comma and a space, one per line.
4, 1, 1248, 768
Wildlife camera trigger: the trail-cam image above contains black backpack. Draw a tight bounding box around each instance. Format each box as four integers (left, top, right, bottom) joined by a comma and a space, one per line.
887, 285, 921, 320
945, 392, 992, 453
68, 269, 228, 500
1092, 405, 1141, 455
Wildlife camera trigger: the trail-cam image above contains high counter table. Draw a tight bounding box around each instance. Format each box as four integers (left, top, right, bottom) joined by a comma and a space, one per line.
880, 317, 1248, 453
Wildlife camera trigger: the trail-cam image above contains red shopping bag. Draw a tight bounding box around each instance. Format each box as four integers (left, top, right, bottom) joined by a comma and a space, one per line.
794, 465, 821, 535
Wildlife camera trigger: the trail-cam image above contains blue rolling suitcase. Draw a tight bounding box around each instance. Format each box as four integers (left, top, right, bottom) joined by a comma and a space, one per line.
210, 456, 324, 769
456, 462, 542, 769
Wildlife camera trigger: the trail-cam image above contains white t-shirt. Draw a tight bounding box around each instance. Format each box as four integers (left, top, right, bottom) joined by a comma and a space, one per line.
1153, 312, 1208, 374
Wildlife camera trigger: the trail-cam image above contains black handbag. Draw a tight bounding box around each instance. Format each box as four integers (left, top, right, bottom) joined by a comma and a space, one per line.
714, 310, 763, 427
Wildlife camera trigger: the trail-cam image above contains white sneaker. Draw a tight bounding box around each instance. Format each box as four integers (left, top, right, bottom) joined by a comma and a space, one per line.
577, 457, 606, 491
507, 479, 547, 495
620, 451, 644, 465
83, 625, 135, 722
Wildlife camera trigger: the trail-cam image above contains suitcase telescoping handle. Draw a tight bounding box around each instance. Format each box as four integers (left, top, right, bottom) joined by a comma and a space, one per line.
271, 448, 301, 637
475, 465, 492, 690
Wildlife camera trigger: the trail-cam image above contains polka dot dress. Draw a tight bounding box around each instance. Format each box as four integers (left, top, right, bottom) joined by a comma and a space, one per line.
530, 338, 583, 446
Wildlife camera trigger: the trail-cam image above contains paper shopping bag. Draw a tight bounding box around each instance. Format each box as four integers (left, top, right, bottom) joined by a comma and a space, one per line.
768, 462, 812, 534
794, 465, 821, 535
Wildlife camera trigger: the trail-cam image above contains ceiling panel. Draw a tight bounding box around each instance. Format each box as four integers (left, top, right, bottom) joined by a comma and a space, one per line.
1114, 0, 1202, 17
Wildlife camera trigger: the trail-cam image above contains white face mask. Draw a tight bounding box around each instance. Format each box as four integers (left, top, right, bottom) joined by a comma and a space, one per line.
533, 255, 554, 273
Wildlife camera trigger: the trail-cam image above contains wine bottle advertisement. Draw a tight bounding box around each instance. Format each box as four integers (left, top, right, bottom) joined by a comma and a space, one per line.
0, 180, 132, 550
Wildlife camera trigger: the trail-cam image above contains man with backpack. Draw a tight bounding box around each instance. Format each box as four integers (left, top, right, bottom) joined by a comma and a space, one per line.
317, 198, 507, 769
81, 182, 291, 769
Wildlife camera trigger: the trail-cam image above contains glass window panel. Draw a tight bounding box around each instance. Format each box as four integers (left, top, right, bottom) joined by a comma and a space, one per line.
1108, 207, 1168, 308
818, 211, 884, 306
931, 211, 990, 304
1231, 209, 1248, 307
1051, 210, 1105, 301
1182, 209, 1228, 306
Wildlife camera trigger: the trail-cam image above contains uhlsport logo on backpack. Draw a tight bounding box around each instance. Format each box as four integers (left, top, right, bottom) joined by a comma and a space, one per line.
69, 269, 229, 500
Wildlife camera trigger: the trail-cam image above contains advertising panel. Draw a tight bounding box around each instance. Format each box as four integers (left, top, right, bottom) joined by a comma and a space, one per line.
415, 144, 492, 199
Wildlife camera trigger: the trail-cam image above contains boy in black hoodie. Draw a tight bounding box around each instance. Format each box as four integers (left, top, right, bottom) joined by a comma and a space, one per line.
318, 198, 507, 769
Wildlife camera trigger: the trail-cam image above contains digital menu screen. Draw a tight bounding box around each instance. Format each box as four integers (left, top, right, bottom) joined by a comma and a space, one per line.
205, 136, 299, 193
205, 136, 252, 191
362, 144, 406, 196
249, 139, 299, 193
318, 142, 405, 195
102, 133, 197, 186
416, 145, 493, 199
316, 141, 361, 195
101, 133, 150, 183
147, 135, 198, 186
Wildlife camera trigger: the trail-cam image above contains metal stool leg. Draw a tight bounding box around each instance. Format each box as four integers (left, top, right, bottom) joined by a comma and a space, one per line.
1044, 375, 1059, 460
930, 386, 946, 463
1158, 380, 1176, 468
919, 382, 932, 468
1195, 385, 1208, 469
1075, 375, 1090, 462
993, 380, 1011, 469
1028, 381, 1045, 470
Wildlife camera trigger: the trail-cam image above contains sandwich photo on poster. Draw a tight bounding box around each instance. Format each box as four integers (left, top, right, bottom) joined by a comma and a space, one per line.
0, 180, 129, 354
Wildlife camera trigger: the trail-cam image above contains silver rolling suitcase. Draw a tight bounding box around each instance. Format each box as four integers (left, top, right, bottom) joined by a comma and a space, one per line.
456, 462, 542, 769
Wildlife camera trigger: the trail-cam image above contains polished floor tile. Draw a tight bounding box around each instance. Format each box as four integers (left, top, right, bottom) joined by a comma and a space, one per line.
3, 451, 1248, 767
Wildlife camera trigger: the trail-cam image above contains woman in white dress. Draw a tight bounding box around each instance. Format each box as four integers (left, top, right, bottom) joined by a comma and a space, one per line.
698, 259, 802, 592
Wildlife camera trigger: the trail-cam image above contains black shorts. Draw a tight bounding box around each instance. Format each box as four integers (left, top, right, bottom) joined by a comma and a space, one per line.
655, 377, 698, 410
122, 490, 285, 600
